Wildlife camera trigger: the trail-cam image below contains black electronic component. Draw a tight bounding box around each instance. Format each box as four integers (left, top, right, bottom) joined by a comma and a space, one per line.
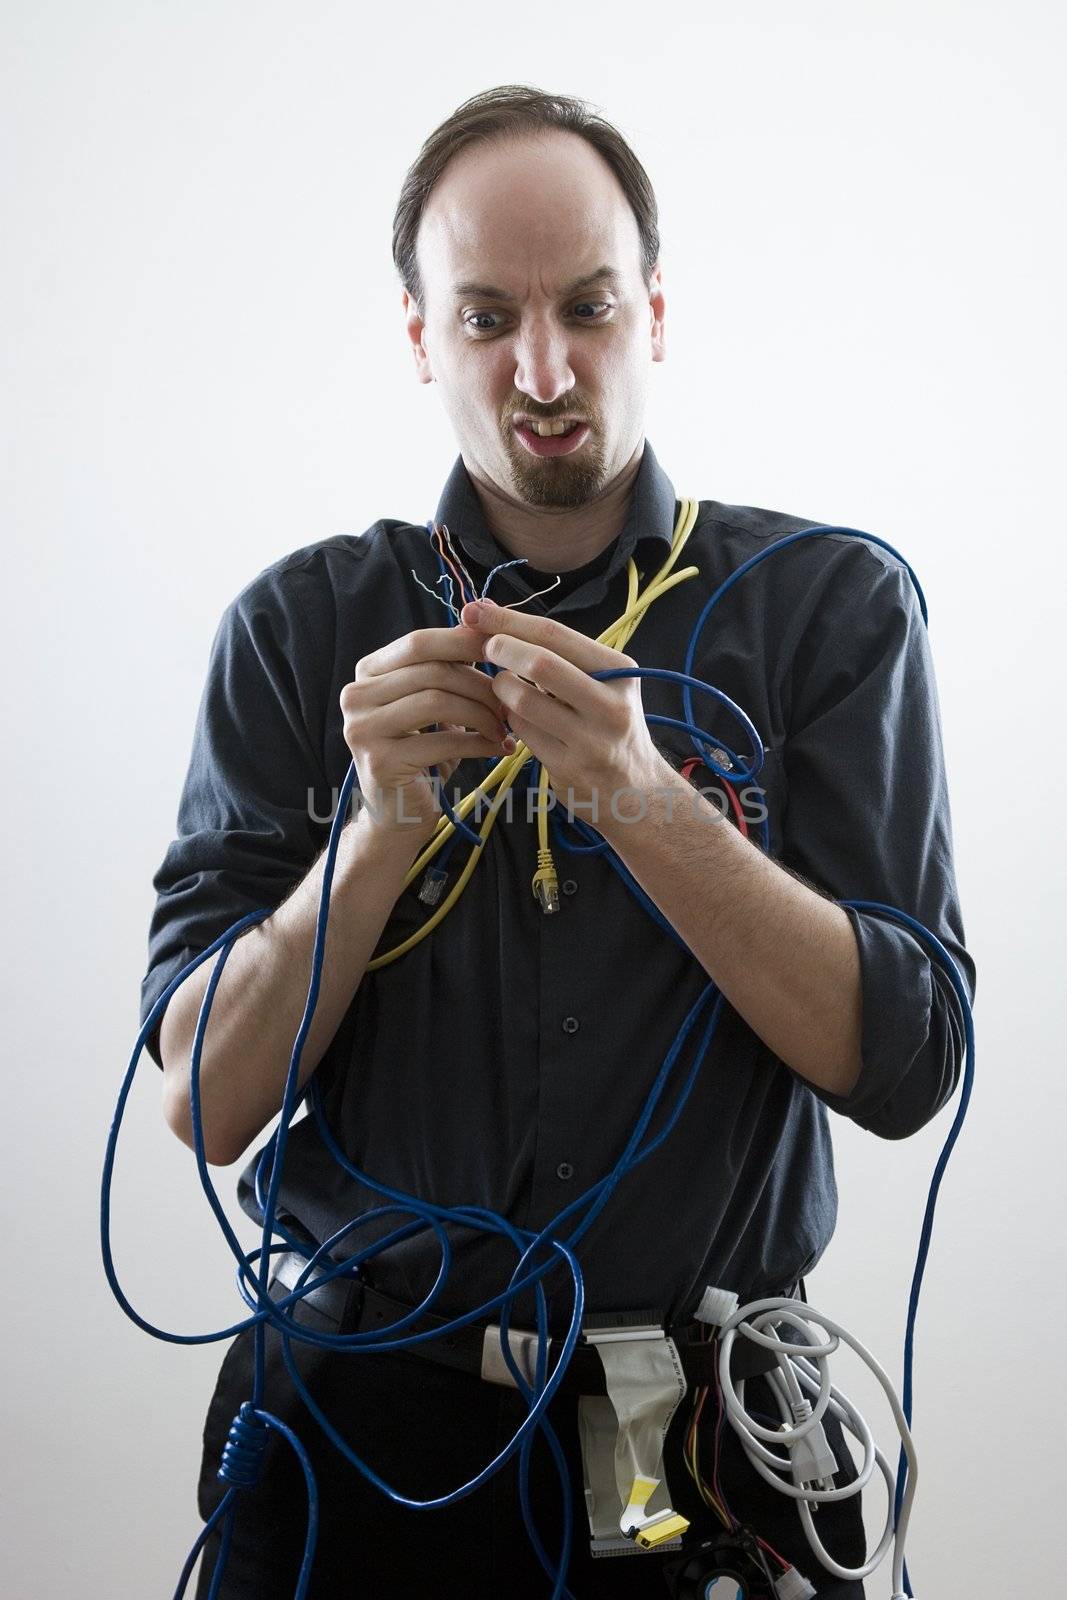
662, 1527, 775, 1600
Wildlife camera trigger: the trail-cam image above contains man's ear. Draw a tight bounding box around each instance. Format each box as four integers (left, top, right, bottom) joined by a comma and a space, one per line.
649, 264, 665, 363
402, 289, 434, 385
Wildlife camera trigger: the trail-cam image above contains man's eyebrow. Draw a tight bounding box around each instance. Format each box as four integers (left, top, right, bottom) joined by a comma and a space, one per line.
451, 265, 625, 303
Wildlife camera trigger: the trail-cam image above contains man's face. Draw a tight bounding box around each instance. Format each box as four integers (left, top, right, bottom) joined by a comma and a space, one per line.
403, 131, 665, 509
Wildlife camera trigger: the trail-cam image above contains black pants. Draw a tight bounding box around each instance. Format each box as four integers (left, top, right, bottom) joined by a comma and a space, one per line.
190, 1293, 869, 1599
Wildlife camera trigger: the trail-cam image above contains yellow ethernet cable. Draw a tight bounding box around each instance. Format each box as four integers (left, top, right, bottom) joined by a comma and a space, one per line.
366, 497, 702, 970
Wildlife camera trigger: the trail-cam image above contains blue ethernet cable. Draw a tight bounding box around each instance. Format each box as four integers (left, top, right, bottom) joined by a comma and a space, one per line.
103, 518, 972, 1600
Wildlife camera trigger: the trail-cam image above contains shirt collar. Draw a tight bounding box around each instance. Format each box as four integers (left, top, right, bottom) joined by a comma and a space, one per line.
430, 438, 680, 615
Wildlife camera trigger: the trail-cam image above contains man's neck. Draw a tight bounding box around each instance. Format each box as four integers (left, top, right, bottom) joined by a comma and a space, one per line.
465, 441, 644, 573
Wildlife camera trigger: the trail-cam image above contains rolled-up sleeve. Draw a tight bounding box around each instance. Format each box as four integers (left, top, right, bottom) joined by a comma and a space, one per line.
140, 570, 333, 1069
778, 543, 976, 1139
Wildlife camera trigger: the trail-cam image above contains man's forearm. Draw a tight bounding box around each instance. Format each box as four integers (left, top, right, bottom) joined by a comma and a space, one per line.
595, 759, 864, 1097
160, 808, 432, 1165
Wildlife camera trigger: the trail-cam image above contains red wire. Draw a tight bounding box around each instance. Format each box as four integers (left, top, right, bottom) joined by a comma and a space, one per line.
710, 1330, 732, 1522
679, 758, 749, 839
431, 523, 474, 610
714, 1334, 792, 1578
441, 524, 479, 606
684, 1323, 792, 1583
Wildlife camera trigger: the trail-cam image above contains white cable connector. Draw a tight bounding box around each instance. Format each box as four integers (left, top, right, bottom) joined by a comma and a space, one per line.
773, 1566, 817, 1600
694, 1284, 739, 1326
784, 1400, 837, 1493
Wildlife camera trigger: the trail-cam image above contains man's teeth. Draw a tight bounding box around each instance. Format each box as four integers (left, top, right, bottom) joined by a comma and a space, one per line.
524, 418, 580, 437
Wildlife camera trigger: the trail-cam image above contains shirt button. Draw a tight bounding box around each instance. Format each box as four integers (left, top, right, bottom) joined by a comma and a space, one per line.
561, 879, 578, 896
561, 1016, 580, 1034
556, 1161, 575, 1180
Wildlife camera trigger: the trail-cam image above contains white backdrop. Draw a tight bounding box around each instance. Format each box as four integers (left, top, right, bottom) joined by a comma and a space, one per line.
4, 2, 1063, 1595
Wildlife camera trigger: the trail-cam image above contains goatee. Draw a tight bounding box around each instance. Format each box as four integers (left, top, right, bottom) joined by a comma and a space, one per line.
506, 435, 608, 509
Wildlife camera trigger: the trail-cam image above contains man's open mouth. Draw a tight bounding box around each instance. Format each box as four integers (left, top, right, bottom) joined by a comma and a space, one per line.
517, 417, 584, 437
512, 418, 591, 457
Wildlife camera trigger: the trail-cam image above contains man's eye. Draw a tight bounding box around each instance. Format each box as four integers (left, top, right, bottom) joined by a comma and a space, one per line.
464, 302, 613, 334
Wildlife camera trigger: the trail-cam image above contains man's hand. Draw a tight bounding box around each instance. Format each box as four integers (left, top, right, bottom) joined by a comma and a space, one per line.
460, 598, 667, 822
458, 598, 866, 1100
341, 625, 515, 837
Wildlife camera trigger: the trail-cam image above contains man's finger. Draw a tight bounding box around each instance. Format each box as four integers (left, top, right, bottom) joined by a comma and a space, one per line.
460, 598, 632, 675
359, 624, 489, 678
352, 659, 504, 715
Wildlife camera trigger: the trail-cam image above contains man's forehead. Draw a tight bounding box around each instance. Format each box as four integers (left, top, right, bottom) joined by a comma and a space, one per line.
449, 263, 627, 305
420, 207, 636, 302
418, 135, 641, 296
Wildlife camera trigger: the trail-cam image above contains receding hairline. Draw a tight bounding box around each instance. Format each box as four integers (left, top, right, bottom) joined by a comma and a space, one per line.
417, 136, 648, 313
395, 97, 661, 315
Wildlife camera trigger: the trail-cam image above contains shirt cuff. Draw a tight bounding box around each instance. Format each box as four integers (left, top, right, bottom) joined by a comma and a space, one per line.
139, 947, 201, 1071
801, 907, 940, 1138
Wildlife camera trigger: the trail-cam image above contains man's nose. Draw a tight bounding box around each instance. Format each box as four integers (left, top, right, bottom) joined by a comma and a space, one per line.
513, 320, 576, 407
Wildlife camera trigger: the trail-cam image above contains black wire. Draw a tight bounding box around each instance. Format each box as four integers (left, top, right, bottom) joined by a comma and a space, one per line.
734, 1524, 781, 1599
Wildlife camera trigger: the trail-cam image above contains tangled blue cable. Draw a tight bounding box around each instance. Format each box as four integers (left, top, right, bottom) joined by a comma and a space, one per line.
101, 519, 973, 1600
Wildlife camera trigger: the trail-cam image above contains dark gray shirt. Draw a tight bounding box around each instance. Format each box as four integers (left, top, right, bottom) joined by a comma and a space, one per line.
140, 439, 975, 1334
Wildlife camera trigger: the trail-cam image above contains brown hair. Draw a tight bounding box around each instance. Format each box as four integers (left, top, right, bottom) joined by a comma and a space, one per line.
392, 84, 660, 313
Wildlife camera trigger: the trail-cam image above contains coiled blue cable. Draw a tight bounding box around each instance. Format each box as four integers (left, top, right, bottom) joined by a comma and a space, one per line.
103, 518, 971, 1600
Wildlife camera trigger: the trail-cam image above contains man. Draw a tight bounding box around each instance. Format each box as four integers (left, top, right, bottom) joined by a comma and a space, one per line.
142, 85, 974, 1599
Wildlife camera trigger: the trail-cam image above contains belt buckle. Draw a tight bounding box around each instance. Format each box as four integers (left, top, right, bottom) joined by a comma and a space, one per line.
271, 1250, 364, 1332
480, 1322, 542, 1389
480, 1309, 668, 1389
581, 1317, 664, 1346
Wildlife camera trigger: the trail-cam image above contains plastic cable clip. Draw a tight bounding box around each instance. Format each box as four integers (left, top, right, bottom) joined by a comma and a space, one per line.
694, 1285, 740, 1327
